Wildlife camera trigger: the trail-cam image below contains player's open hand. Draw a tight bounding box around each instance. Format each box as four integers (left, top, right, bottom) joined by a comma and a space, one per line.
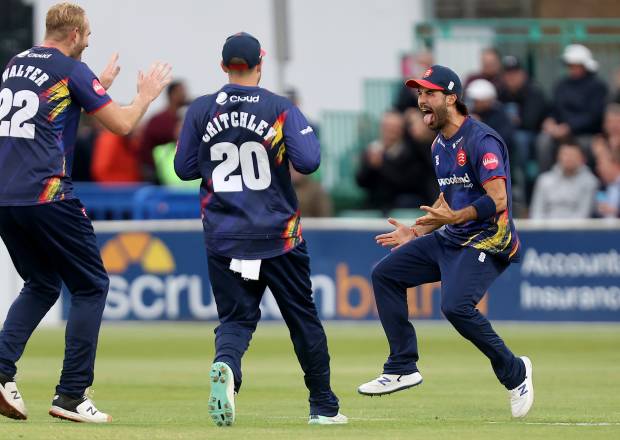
416, 193, 457, 228
375, 218, 419, 251
99, 52, 121, 90
137, 62, 173, 102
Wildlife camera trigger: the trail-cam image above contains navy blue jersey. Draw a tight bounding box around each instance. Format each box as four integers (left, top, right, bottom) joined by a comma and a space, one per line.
433, 117, 520, 261
175, 83, 320, 259
0, 46, 111, 205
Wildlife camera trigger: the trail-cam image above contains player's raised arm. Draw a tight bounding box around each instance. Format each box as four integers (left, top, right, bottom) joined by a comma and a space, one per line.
93, 62, 172, 135
282, 106, 320, 174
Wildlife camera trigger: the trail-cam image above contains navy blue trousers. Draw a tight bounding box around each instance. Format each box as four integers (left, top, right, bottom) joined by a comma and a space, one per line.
371, 231, 525, 390
207, 241, 339, 416
0, 200, 109, 398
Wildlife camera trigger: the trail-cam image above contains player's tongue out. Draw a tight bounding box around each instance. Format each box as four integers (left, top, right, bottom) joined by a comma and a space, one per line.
423, 112, 435, 126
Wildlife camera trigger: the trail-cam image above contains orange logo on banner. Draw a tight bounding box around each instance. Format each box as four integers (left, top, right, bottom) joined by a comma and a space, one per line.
101, 233, 175, 274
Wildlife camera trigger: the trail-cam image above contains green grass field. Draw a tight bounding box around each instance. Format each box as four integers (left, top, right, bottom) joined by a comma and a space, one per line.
1, 322, 619, 439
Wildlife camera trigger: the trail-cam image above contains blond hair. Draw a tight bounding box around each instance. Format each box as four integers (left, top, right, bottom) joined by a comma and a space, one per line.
45, 2, 86, 40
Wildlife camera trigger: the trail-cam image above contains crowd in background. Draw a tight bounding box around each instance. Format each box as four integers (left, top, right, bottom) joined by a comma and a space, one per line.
70, 43, 620, 220
357, 44, 620, 219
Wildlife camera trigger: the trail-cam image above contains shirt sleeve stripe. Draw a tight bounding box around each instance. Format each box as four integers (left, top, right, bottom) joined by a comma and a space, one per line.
481, 175, 506, 186
87, 99, 112, 115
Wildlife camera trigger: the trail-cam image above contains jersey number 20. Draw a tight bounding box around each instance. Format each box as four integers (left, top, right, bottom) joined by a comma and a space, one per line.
0, 89, 39, 139
211, 141, 272, 192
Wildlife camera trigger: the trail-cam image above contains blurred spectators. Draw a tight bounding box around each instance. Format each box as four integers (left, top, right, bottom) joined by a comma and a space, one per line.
356, 111, 426, 212
592, 103, 620, 160
290, 165, 333, 217
394, 51, 434, 113
139, 80, 188, 183
403, 108, 439, 204
466, 79, 514, 151
153, 111, 199, 188
464, 47, 503, 89
529, 141, 598, 219
595, 148, 620, 218
72, 114, 101, 181
536, 44, 608, 172
285, 87, 319, 137
91, 129, 142, 183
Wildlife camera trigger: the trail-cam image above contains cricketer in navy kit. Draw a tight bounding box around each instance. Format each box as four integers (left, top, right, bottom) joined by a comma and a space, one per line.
357, 65, 535, 418
174, 32, 346, 427
0, 2, 171, 424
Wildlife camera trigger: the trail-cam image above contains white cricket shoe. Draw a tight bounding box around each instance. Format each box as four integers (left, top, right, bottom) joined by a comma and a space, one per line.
308, 413, 348, 425
208, 362, 235, 427
509, 356, 534, 418
357, 372, 423, 396
49, 393, 112, 423
0, 376, 27, 420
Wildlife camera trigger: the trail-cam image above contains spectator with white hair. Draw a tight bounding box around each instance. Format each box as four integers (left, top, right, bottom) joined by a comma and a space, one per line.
536, 44, 608, 172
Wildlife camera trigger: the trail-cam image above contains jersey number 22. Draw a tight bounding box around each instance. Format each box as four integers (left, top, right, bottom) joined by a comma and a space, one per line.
0, 89, 39, 139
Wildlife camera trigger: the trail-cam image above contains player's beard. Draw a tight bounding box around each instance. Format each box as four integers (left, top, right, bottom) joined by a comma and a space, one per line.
70, 36, 88, 60
425, 102, 449, 131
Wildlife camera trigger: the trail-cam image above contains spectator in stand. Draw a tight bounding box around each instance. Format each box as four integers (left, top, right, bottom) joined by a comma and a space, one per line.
72, 114, 101, 181
529, 142, 598, 219
403, 108, 438, 205
498, 56, 548, 167
536, 44, 608, 172
595, 148, 620, 218
290, 165, 333, 218
464, 47, 503, 89
356, 111, 422, 213
394, 51, 434, 113
612, 67, 620, 104
466, 79, 514, 151
592, 103, 620, 160
91, 128, 142, 183
139, 80, 188, 182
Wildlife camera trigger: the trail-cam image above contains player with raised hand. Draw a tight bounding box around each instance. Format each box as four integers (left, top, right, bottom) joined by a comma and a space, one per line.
358, 65, 534, 418
0, 2, 171, 423
175, 32, 346, 427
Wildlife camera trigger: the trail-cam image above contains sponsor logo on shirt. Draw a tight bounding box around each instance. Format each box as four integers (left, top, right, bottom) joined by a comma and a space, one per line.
452, 136, 463, 149
437, 172, 471, 187
435, 155, 440, 166
300, 126, 313, 135
457, 149, 467, 166
216, 91, 228, 105
230, 95, 260, 103
92, 79, 106, 96
482, 152, 499, 170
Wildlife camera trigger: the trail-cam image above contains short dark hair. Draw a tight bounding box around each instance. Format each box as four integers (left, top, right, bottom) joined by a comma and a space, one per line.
166, 81, 183, 99
558, 139, 585, 155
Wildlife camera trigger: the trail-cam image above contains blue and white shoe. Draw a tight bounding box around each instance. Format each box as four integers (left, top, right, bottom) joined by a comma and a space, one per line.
208, 362, 235, 427
308, 413, 348, 425
357, 372, 423, 396
509, 356, 534, 417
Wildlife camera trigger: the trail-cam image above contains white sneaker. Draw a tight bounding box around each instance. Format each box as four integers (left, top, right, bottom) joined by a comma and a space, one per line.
308, 413, 348, 425
357, 372, 423, 396
208, 362, 235, 427
0, 376, 27, 420
49, 393, 112, 423
509, 356, 534, 418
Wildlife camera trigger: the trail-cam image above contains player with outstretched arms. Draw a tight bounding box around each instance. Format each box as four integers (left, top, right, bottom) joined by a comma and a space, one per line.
0, 2, 171, 423
174, 32, 346, 426
357, 65, 534, 418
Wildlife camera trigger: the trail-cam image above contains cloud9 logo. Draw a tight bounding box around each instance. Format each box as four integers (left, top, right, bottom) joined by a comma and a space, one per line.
101, 233, 217, 320
215, 92, 260, 105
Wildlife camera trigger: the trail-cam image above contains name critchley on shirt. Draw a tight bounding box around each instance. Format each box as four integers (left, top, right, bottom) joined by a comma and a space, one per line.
201, 111, 279, 143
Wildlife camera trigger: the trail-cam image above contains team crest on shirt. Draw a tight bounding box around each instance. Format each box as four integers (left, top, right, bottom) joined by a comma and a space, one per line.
457, 149, 467, 166
482, 152, 499, 170
92, 79, 105, 96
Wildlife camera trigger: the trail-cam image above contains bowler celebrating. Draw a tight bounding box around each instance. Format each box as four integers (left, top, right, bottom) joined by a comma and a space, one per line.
0, 2, 171, 423
174, 32, 346, 426
357, 65, 534, 418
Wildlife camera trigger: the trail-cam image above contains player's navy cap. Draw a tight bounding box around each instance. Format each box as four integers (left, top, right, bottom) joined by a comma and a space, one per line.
405, 65, 463, 99
222, 32, 266, 70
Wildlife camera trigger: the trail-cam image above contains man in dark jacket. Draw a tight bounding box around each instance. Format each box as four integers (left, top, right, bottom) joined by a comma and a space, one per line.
536, 44, 608, 171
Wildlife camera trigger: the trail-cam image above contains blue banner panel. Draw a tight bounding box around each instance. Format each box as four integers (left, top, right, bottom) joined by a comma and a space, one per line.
61, 226, 620, 322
